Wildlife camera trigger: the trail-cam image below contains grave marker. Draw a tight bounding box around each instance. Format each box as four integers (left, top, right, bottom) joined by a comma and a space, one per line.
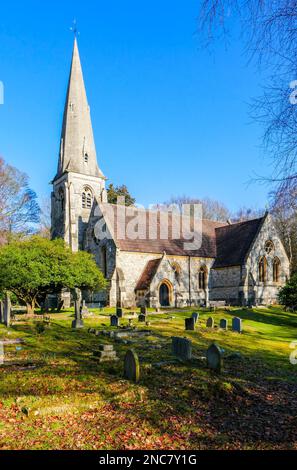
185, 317, 195, 331
232, 317, 242, 333
124, 349, 140, 383
110, 315, 119, 327
207, 343, 223, 372
206, 317, 214, 328
172, 337, 192, 360
138, 314, 146, 323
192, 312, 199, 324
220, 318, 228, 330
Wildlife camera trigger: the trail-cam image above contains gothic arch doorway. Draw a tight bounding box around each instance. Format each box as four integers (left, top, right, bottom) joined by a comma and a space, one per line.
159, 281, 171, 307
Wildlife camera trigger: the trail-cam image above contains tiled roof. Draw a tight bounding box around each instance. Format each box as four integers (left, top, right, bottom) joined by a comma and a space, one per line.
103, 204, 225, 257
135, 258, 162, 290
213, 217, 265, 268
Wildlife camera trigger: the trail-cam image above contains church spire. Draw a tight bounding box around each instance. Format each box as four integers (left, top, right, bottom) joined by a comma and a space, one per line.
55, 38, 104, 180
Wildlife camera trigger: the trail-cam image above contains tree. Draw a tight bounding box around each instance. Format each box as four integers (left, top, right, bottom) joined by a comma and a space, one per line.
232, 207, 265, 223
107, 183, 136, 206
278, 274, 297, 311
199, 1, 297, 202
38, 197, 51, 239
163, 195, 231, 222
0, 158, 40, 242
0, 237, 106, 314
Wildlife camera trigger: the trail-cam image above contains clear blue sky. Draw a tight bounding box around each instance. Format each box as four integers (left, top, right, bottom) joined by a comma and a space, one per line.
0, 0, 270, 212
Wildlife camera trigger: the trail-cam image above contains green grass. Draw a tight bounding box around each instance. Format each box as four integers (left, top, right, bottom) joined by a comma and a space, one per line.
0, 306, 297, 450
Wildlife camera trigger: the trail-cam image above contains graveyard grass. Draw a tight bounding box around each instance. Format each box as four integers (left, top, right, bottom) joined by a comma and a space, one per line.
0, 306, 297, 450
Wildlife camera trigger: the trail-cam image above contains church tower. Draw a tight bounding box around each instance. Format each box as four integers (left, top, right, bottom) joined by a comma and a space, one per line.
51, 38, 107, 251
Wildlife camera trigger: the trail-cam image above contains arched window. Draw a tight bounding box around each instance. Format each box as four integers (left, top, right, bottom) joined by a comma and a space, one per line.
82, 188, 93, 209
199, 266, 207, 290
101, 246, 107, 278
259, 256, 267, 282
171, 262, 181, 283
273, 257, 281, 283
265, 240, 274, 254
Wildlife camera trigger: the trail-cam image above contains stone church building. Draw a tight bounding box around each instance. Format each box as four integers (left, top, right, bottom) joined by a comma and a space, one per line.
51, 39, 290, 308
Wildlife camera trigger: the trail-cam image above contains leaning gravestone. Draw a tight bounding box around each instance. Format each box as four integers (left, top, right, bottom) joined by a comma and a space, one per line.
192, 312, 199, 324
110, 315, 119, 327
124, 349, 140, 383
116, 307, 123, 318
172, 337, 192, 360
3, 293, 11, 328
232, 317, 242, 333
207, 343, 223, 373
185, 317, 195, 331
72, 288, 84, 329
138, 314, 146, 323
0, 300, 3, 324
220, 318, 228, 330
206, 317, 214, 328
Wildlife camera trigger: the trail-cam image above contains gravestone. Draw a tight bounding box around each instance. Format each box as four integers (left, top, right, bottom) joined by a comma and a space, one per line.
110, 315, 119, 327
124, 349, 140, 383
81, 300, 89, 317
71, 288, 84, 329
185, 317, 195, 331
220, 318, 228, 330
93, 344, 118, 363
0, 300, 3, 324
116, 307, 123, 318
192, 312, 199, 324
138, 314, 146, 323
232, 317, 242, 333
3, 293, 11, 328
172, 337, 192, 360
207, 343, 223, 372
140, 306, 147, 315
206, 317, 214, 328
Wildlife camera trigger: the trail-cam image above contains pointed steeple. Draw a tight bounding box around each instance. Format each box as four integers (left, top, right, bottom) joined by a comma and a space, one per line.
55, 38, 104, 180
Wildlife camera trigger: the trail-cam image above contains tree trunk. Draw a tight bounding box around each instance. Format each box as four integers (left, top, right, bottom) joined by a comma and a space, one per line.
26, 301, 35, 316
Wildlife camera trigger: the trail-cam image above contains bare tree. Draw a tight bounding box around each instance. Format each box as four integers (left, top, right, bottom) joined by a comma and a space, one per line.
0, 157, 40, 243
164, 195, 231, 222
38, 197, 51, 239
199, 0, 297, 198
232, 206, 265, 223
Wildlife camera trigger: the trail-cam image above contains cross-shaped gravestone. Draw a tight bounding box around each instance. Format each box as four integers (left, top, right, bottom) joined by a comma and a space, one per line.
172, 337, 192, 360
220, 318, 228, 330
185, 317, 195, 331
192, 312, 199, 324
0, 300, 3, 324
232, 317, 242, 333
206, 317, 214, 328
124, 349, 140, 383
71, 288, 84, 329
207, 343, 223, 372
3, 293, 11, 328
110, 315, 119, 327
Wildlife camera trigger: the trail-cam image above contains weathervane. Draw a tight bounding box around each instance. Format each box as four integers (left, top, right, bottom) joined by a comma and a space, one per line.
70, 19, 80, 38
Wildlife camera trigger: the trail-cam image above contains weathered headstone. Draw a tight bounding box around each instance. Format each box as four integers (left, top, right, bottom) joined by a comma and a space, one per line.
206, 317, 214, 328
172, 337, 192, 360
220, 318, 228, 330
93, 344, 118, 363
110, 315, 119, 327
81, 300, 89, 316
124, 349, 140, 383
207, 343, 223, 372
140, 306, 147, 315
3, 293, 11, 328
0, 300, 3, 324
71, 288, 84, 329
185, 317, 195, 331
138, 314, 146, 323
192, 312, 199, 324
232, 317, 242, 333
116, 307, 123, 318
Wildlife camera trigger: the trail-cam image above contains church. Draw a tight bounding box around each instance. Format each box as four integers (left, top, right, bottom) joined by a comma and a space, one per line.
51, 39, 290, 308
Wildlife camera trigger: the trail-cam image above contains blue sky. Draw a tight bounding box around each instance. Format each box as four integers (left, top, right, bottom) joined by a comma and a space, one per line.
0, 0, 271, 212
